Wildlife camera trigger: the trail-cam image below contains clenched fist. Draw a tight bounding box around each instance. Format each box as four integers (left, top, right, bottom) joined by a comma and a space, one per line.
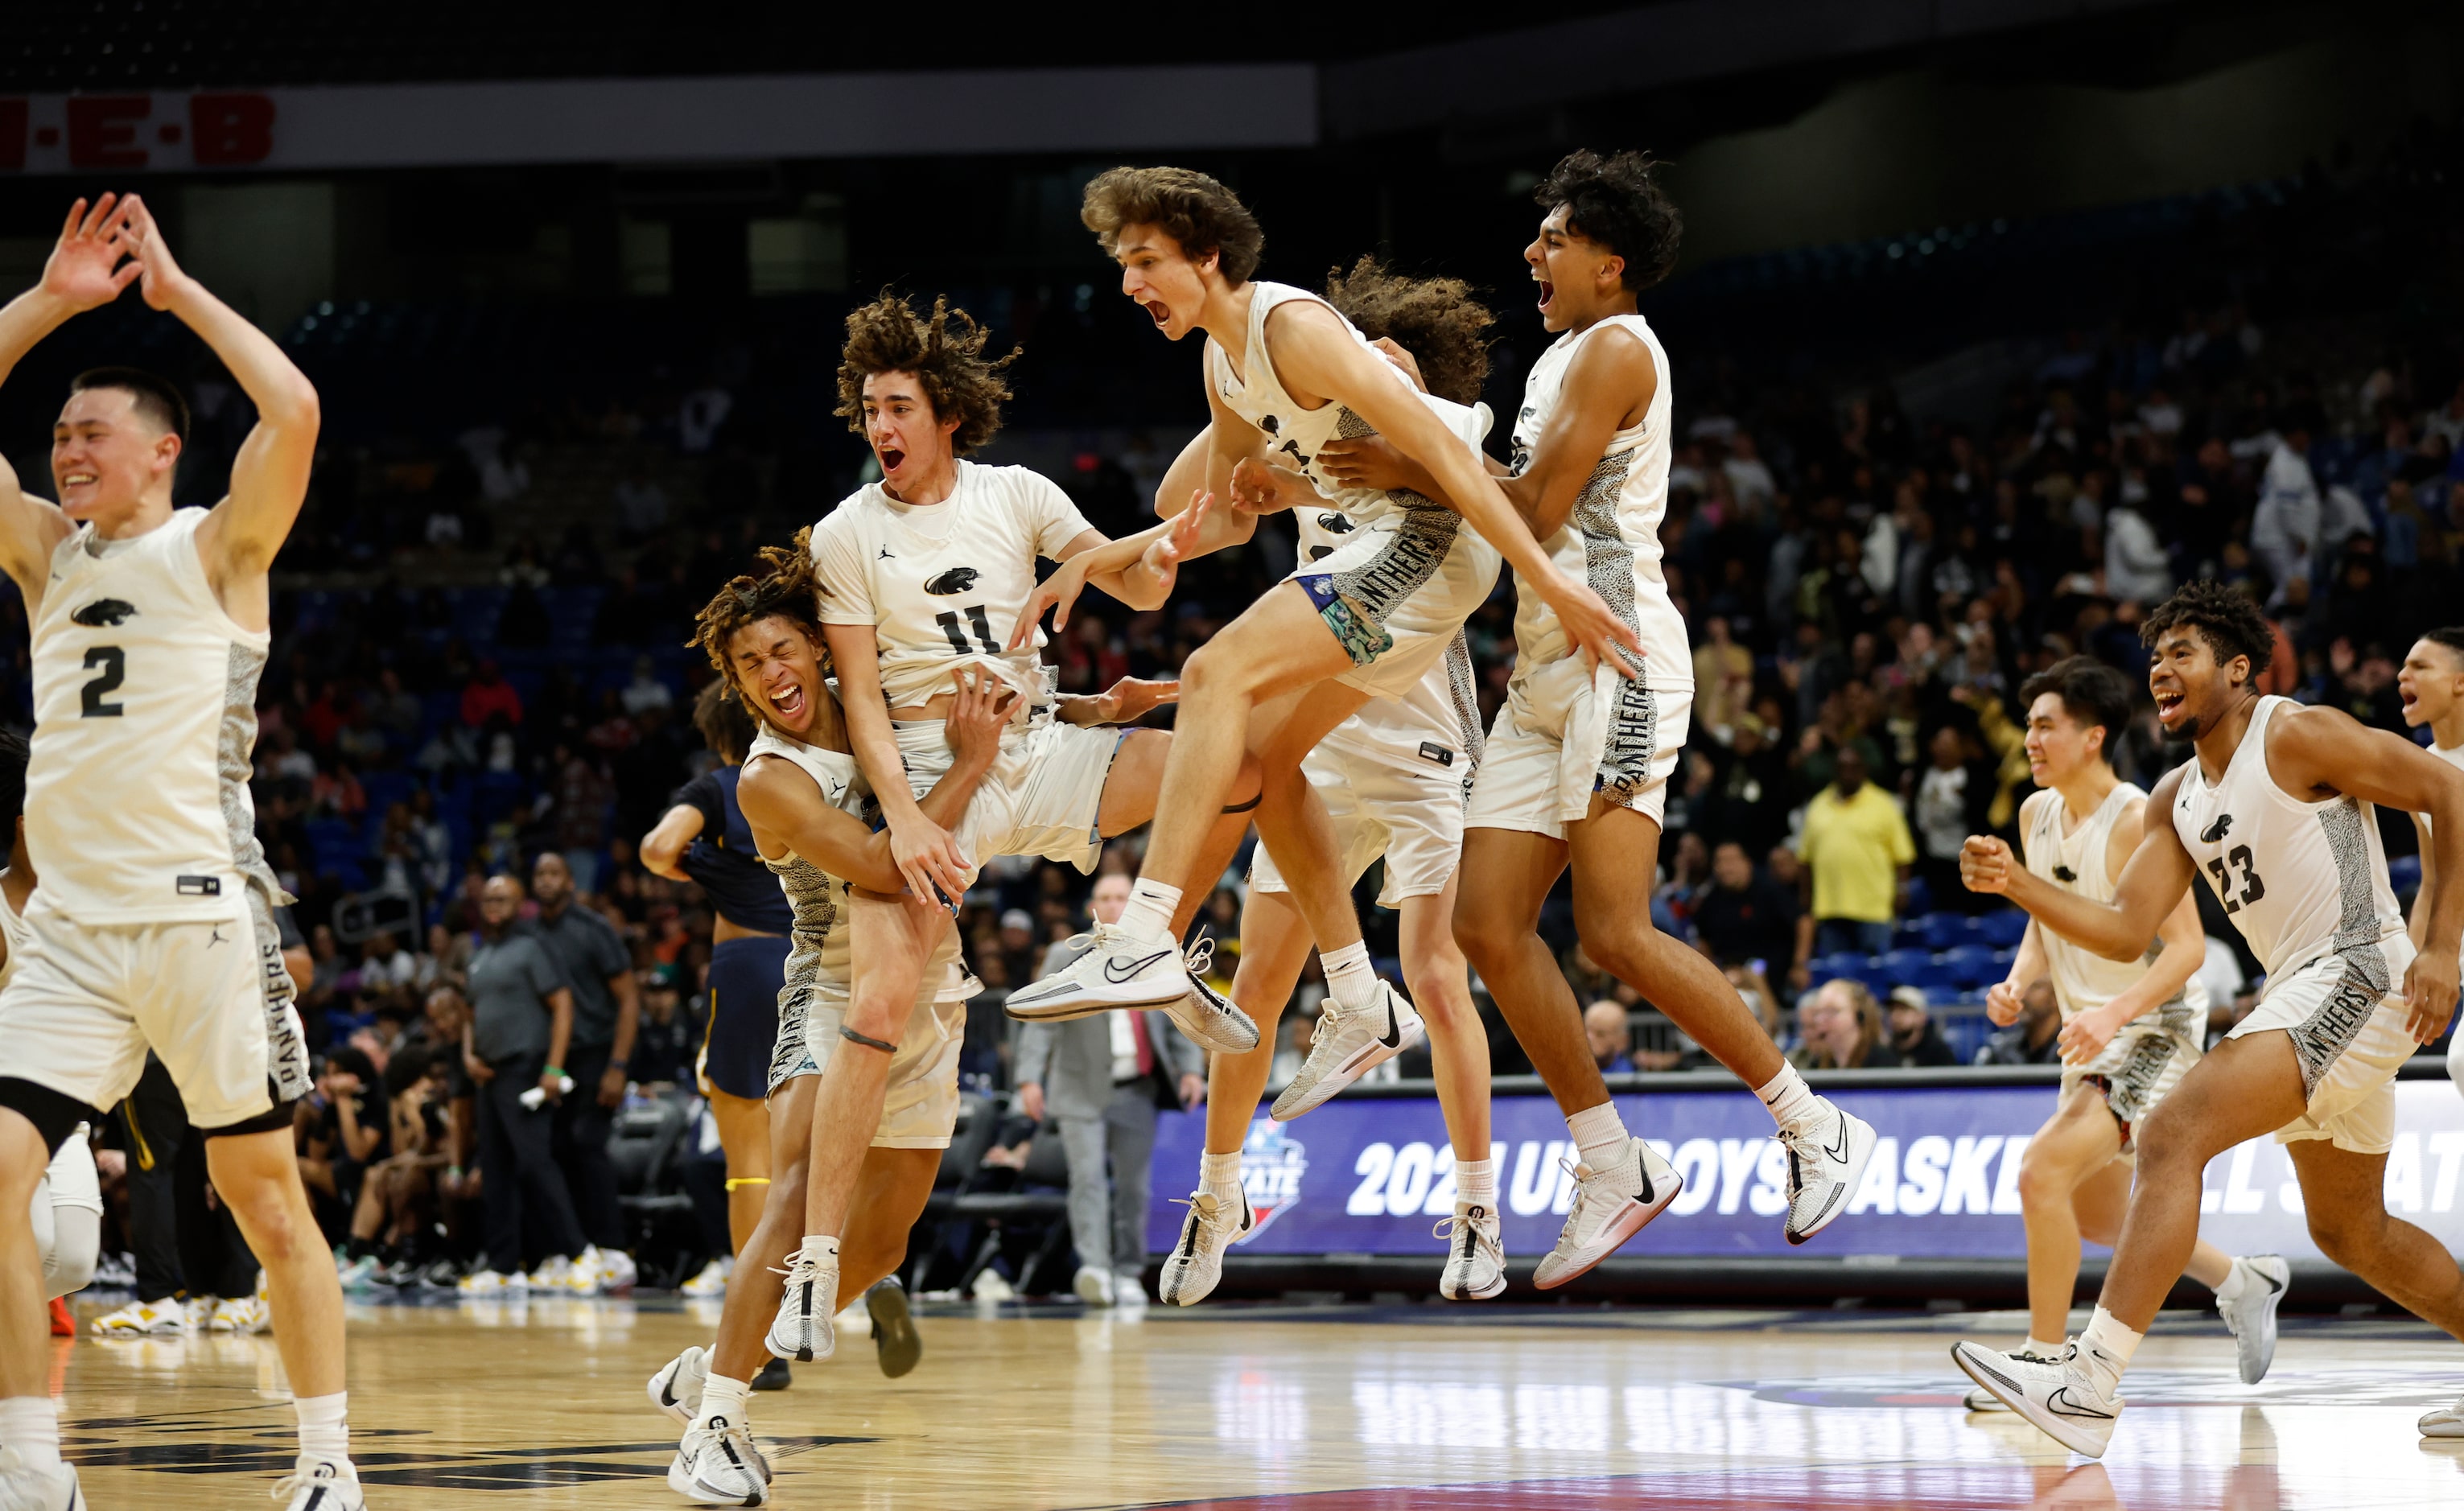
1960, 835, 2015, 895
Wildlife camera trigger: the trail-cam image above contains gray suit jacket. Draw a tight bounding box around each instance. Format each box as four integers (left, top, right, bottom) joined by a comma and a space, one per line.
1015, 939, 1206, 1120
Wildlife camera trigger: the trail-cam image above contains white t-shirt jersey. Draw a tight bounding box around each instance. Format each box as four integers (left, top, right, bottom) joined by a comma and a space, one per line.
811, 461, 1094, 708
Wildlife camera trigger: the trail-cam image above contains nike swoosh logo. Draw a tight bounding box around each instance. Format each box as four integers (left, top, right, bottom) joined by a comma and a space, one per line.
2050, 1388, 2115, 1420
2262, 1271, 2285, 1295
1105, 949, 1173, 984
1634, 1148, 1654, 1207
1822, 1115, 1850, 1163
1376, 1001, 1402, 1049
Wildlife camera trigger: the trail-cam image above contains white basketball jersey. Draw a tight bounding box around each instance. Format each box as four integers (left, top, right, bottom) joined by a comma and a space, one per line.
2022, 784, 2206, 1027
2421, 739, 2464, 838
810, 462, 1093, 710
1207, 281, 1486, 529
1509, 313, 1691, 690
744, 727, 968, 1002
0, 884, 24, 987
25, 508, 274, 924
2171, 696, 2412, 990
1293, 504, 1483, 777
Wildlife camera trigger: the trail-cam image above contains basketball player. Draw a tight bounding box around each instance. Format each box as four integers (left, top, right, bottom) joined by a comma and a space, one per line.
1310, 151, 1875, 1276
784, 292, 1261, 1371
1953, 583, 2464, 1455
0, 195, 355, 1511
0, 732, 101, 1324
1139, 262, 1505, 1303
1006, 167, 1642, 1046
1961, 656, 2286, 1412
2396, 627, 2464, 1105
643, 682, 795, 1328
646, 538, 1007, 1506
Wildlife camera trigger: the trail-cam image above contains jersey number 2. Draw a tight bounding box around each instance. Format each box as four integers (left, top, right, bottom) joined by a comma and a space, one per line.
2205, 844, 2264, 913
80, 645, 126, 718
935, 605, 1001, 657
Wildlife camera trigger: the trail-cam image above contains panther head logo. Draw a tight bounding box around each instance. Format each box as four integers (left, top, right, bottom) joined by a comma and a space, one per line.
2199, 814, 2232, 845
1308, 545, 1335, 562
1316, 513, 1356, 534
71, 598, 136, 628
923, 567, 979, 596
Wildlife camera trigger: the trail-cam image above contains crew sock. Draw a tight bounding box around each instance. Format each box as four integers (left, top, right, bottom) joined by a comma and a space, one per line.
1118, 880, 1184, 944
1753, 1062, 1825, 1136
1320, 941, 1378, 1011
1565, 1102, 1630, 1171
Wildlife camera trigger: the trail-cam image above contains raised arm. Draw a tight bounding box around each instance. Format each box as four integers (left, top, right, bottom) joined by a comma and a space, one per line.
119, 198, 319, 619
822, 621, 970, 905
0, 196, 142, 600
2268, 704, 2464, 1039
1260, 301, 1641, 673
1963, 767, 2198, 962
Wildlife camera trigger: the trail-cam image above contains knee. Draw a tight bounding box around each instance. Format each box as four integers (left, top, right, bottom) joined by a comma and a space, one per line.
2125, 1104, 2206, 1177
2305, 1203, 2384, 1268
1178, 640, 1246, 701
2015, 1149, 2071, 1212
1575, 919, 1663, 986
1451, 906, 1516, 974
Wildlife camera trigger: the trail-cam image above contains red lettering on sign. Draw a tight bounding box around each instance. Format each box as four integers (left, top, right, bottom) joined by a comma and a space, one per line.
0, 100, 24, 172
67, 96, 149, 169
191, 94, 273, 166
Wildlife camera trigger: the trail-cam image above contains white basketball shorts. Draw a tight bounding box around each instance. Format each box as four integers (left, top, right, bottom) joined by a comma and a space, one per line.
767, 976, 970, 1149
0, 888, 309, 1131
1466, 653, 1691, 838
2061, 1019, 2201, 1152
896, 715, 1121, 885
1289, 505, 1501, 700
2227, 948, 2419, 1155
1250, 739, 1467, 908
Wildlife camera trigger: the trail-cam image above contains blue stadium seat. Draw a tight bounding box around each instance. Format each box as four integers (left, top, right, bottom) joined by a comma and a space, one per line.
1940, 945, 2000, 990
1919, 912, 1967, 950
2391, 854, 2422, 893
1974, 910, 2029, 948
1876, 948, 1937, 990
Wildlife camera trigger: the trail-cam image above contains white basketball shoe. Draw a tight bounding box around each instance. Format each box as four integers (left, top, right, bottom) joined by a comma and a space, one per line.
2216, 1254, 2289, 1385
0, 1449, 80, 1511
1951, 1339, 2125, 1458
1532, 1137, 1682, 1288
1434, 1201, 1506, 1301
88, 1297, 186, 1336
1156, 1188, 1253, 1306
670, 1411, 768, 1506
1778, 1102, 1878, 1245
649, 1344, 711, 1426
1269, 982, 1424, 1122
2422, 1390, 2464, 1439
1961, 1344, 2062, 1410
1158, 939, 1260, 1055
1003, 923, 1190, 1018
765, 1247, 838, 1362
680, 1257, 733, 1298
273, 1457, 364, 1511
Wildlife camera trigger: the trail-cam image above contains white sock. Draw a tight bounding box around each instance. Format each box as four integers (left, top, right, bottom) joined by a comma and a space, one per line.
2076, 1307, 2142, 1395
294, 1390, 348, 1465
1753, 1062, 1825, 1135
0, 1397, 59, 1474
1118, 879, 1182, 944
2025, 1336, 2066, 1357
799, 1234, 841, 1267
1453, 1158, 1498, 1210
1320, 941, 1378, 1011
2210, 1257, 2248, 1302
1198, 1150, 1242, 1200
1564, 1102, 1630, 1169
700, 1372, 751, 1431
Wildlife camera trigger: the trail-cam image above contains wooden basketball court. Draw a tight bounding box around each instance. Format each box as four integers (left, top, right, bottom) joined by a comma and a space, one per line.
50, 1291, 2464, 1508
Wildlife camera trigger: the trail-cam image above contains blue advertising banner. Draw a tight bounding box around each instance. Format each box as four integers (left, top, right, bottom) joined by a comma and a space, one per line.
1148, 1078, 2464, 1262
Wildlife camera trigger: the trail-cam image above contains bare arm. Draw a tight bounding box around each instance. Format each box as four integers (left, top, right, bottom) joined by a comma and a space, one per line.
542, 987, 575, 1097
2410, 813, 2435, 957
822, 621, 970, 905
1963, 768, 2198, 961
120, 199, 319, 621
601, 967, 640, 1107
2267, 704, 2464, 1038
2057, 797, 2206, 1060
638, 804, 704, 882
1007, 422, 1251, 648
0, 196, 141, 600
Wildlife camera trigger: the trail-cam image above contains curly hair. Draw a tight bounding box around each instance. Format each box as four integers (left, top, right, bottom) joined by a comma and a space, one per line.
1321, 256, 1496, 408
2141, 579, 2276, 681
689, 526, 829, 691
690, 677, 759, 764
2423, 625, 2464, 662
1080, 166, 1264, 286
834, 292, 1017, 455
1532, 149, 1683, 293
2018, 654, 2134, 763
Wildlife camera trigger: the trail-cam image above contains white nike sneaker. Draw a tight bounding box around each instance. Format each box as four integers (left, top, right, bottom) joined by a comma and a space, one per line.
455, 1268, 527, 1298
1779, 1101, 1878, 1245
765, 1247, 838, 1362
670, 1411, 768, 1506
1156, 1188, 1253, 1306
1434, 1200, 1506, 1301
1951, 1340, 2124, 1458
1961, 1344, 2062, 1410
88, 1297, 186, 1336
1268, 982, 1424, 1122
1532, 1137, 1682, 1289
208, 1294, 269, 1335
1158, 938, 1260, 1055
2217, 1254, 2289, 1385
649, 1344, 711, 1427
183, 1296, 214, 1332
274, 1456, 364, 1511
596, 1245, 640, 1291
0, 1449, 80, 1511
1003, 923, 1189, 1018
2422, 1390, 2464, 1439
1073, 1266, 1115, 1307
680, 1257, 732, 1298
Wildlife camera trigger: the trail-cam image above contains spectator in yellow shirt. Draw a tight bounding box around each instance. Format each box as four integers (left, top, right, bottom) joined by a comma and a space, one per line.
1795, 746, 1914, 957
